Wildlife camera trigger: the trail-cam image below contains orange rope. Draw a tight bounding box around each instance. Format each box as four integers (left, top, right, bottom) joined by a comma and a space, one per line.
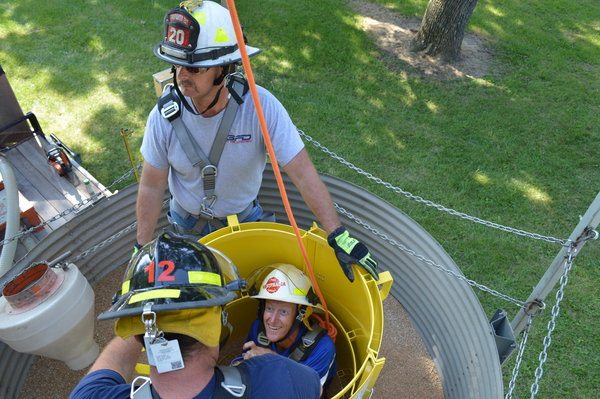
312, 313, 337, 341
226, 0, 334, 337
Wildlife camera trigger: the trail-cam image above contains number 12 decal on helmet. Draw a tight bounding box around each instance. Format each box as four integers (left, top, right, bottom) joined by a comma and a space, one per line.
144, 260, 176, 283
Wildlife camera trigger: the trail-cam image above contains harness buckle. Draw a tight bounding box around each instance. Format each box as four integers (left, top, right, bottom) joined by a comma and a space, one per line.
257, 331, 270, 346
130, 376, 153, 399
218, 366, 247, 398
302, 334, 316, 347
160, 100, 180, 120
199, 196, 217, 218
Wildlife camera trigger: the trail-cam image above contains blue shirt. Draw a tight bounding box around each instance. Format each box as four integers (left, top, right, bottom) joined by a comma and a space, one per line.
68, 354, 320, 399
246, 319, 336, 386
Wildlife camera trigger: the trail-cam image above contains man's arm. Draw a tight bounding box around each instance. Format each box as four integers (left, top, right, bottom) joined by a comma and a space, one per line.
136, 161, 169, 245
284, 149, 379, 282
283, 149, 341, 234
88, 336, 143, 381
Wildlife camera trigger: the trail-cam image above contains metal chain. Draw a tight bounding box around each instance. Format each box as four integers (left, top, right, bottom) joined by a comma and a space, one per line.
530, 245, 576, 398
300, 130, 569, 246
63, 197, 168, 265
506, 315, 534, 399
0, 167, 138, 247
67, 221, 138, 265
335, 204, 526, 308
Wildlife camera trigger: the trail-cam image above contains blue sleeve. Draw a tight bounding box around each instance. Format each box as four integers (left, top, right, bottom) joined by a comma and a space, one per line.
301, 335, 336, 383
245, 354, 321, 399
246, 319, 260, 345
68, 369, 130, 399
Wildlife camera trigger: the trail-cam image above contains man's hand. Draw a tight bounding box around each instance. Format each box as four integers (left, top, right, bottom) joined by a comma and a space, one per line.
327, 227, 378, 282
242, 341, 275, 360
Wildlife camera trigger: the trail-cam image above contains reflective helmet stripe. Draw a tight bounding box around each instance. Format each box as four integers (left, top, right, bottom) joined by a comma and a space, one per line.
188, 271, 222, 286
293, 287, 308, 296
122, 280, 131, 294
128, 289, 181, 304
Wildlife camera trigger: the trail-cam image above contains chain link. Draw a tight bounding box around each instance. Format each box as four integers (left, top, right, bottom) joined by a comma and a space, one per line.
506, 315, 534, 399
67, 221, 138, 265
529, 245, 576, 398
300, 130, 570, 246
336, 204, 526, 308
0, 167, 138, 247
63, 198, 168, 266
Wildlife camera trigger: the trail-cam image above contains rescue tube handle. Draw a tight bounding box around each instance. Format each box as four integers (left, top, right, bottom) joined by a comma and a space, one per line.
376, 271, 393, 301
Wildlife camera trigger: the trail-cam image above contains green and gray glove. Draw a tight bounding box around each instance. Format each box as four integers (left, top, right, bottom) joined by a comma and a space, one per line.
327, 227, 378, 282
131, 241, 143, 259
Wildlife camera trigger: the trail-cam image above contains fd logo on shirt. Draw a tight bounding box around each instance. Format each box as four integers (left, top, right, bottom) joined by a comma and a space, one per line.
264, 277, 286, 294
227, 134, 252, 143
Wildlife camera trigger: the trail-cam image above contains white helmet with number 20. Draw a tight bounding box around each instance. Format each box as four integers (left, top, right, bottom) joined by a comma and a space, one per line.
154, 0, 261, 68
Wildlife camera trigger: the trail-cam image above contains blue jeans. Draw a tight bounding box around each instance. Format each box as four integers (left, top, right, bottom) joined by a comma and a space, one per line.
167, 201, 275, 237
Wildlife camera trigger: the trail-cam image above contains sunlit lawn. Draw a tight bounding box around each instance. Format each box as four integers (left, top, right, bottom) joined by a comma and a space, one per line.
1, 0, 598, 397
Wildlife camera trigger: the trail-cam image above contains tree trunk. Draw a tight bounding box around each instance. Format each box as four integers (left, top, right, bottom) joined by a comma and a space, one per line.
410, 0, 478, 62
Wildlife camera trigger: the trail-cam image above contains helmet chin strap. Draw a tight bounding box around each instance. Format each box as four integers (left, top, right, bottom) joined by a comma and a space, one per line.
198, 86, 224, 115
171, 65, 233, 116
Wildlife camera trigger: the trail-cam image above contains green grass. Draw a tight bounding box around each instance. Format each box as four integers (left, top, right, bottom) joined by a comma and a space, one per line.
2, 0, 599, 397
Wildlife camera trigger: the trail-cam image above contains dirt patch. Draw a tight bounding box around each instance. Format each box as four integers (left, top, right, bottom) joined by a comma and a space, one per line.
348, 0, 493, 80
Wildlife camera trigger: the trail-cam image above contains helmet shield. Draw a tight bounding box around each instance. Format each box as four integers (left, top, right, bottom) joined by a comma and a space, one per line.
160, 7, 201, 59
248, 263, 319, 307
154, 1, 261, 68
98, 232, 243, 320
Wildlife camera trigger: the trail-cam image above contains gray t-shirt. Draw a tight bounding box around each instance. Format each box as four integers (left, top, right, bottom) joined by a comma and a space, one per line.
141, 85, 304, 217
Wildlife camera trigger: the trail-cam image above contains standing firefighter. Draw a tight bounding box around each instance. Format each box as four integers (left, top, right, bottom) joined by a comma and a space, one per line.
68, 232, 321, 399
135, 0, 378, 283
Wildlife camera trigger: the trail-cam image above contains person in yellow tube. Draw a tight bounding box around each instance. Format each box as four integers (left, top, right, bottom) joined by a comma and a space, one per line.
240, 264, 336, 389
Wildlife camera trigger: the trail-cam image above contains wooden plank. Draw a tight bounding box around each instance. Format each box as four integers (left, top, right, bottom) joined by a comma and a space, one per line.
14, 137, 88, 207
0, 188, 42, 232
0, 134, 111, 243
8, 164, 63, 219
5, 145, 71, 210
70, 158, 112, 197
4, 146, 71, 229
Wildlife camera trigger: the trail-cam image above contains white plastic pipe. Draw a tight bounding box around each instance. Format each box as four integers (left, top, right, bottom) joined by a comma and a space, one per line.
0, 153, 20, 277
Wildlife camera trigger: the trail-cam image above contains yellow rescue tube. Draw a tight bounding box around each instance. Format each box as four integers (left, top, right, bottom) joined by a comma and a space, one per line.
201, 217, 393, 398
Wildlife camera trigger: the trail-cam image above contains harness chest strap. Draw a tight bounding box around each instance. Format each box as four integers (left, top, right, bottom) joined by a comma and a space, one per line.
288, 325, 326, 362
256, 324, 326, 363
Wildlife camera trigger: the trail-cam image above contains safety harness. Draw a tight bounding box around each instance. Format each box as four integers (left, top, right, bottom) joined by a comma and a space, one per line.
157, 72, 249, 220
130, 364, 250, 399
257, 322, 327, 363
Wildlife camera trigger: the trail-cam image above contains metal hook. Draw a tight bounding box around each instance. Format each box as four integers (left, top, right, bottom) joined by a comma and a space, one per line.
523, 299, 546, 317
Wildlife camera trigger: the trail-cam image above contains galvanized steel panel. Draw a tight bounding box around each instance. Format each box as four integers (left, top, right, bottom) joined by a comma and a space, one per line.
0, 165, 503, 398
